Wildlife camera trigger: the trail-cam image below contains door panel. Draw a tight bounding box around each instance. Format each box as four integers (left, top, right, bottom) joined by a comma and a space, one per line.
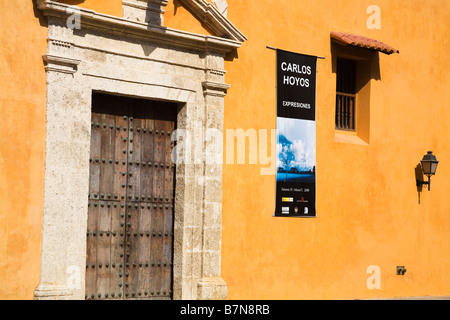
86, 93, 176, 300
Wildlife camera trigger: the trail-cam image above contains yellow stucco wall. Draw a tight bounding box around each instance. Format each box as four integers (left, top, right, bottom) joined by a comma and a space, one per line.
0, 0, 48, 300
165, 0, 215, 36
56, 0, 123, 16
222, 0, 450, 299
1, 0, 449, 300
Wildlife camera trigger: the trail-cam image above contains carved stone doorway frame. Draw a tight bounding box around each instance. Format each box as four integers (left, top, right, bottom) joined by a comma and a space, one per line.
34, 0, 245, 300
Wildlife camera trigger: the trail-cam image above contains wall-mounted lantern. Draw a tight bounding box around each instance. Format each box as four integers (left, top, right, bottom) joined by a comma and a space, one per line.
417, 151, 439, 191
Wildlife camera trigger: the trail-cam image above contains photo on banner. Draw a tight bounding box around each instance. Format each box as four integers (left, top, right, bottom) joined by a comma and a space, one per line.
274, 49, 317, 217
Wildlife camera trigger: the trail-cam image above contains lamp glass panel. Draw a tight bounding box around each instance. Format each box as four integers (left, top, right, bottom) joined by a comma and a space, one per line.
430, 162, 438, 175
422, 161, 432, 175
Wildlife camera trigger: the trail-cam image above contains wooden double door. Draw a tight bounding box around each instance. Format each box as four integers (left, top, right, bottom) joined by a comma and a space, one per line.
86, 93, 177, 300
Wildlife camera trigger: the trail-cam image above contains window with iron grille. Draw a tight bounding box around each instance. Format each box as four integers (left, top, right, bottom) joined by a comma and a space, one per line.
335, 58, 357, 131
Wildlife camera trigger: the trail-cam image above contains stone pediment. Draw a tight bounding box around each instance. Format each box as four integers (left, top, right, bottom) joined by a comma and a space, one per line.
41, 1, 246, 48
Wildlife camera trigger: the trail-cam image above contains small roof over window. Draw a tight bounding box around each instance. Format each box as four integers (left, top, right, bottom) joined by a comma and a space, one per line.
331, 31, 399, 55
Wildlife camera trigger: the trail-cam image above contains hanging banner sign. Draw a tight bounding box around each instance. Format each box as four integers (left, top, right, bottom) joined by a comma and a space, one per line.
274, 49, 317, 217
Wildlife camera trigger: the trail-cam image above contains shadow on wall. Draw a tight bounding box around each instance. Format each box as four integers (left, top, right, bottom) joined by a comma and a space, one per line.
32, 0, 48, 27
56, 0, 86, 5
330, 40, 381, 92
171, 0, 240, 62
171, 0, 216, 37
415, 163, 424, 204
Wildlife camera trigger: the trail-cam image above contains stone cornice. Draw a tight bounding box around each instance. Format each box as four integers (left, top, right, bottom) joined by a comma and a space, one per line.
202, 80, 231, 97
179, 0, 247, 42
37, 0, 243, 54
42, 54, 81, 74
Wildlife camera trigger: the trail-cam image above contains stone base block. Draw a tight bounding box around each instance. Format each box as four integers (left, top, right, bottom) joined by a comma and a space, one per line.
34, 285, 73, 300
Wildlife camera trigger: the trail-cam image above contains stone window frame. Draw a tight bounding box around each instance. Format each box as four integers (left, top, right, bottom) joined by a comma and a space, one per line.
34, 0, 245, 300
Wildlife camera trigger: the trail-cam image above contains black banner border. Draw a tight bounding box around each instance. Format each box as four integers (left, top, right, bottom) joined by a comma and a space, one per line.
273, 49, 318, 218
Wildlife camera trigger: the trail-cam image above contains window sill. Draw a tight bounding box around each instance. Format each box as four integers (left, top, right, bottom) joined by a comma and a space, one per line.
335, 131, 368, 145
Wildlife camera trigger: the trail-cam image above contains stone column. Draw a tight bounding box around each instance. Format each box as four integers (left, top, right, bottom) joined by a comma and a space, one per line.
172, 56, 230, 300
172, 97, 203, 300
196, 53, 229, 300
34, 18, 90, 300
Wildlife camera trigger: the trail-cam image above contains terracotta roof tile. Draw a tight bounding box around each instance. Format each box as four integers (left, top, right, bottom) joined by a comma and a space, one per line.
331, 31, 399, 55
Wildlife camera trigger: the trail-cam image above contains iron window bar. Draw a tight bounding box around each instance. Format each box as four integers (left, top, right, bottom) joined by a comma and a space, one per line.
335, 91, 356, 131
